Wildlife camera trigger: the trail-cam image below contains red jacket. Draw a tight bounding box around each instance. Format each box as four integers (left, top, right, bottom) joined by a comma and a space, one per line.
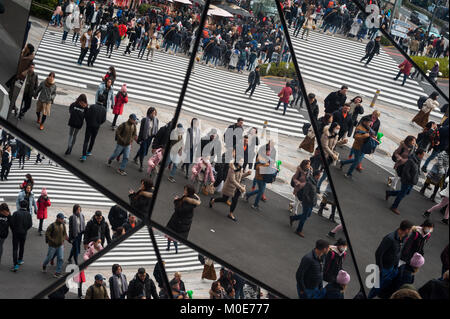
112, 91, 128, 115
36, 195, 51, 219
118, 24, 127, 37
398, 60, 412, 75
278, 86, 292, 103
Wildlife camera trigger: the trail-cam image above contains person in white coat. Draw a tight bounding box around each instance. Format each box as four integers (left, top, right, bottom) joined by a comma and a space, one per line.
411, 92, 439, 128
71, 6, 83, 44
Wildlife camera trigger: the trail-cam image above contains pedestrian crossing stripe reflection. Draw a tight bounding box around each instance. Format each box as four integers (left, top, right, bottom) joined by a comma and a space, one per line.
33, 30, 308, 137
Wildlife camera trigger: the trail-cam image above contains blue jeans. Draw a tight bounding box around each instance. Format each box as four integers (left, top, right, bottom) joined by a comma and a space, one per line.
246, 179, 266, 207
423, 150, 438, 171
298, 283, 325, 299
68, 233, 82, 264
291, 205, 313, 233
235, 286, 245, 299
368, 266, 398, 299
276, 100, 289, 115
169, 160, 178, 177
109, 144, 131, 171
387, 183, 413, 209
172, 43, 180, 54
340, 149, 365, 176
43, 245, 64, 273
62, 31, 69, 41
164, 41, 172, 52
317, 171, 327, 190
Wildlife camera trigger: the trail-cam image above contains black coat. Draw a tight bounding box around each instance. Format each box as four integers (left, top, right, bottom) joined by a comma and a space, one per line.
401, 229, 430, 263
127, 273, 159, 299
128, 191, 152, 215
401, 153, 420, 186
332, 109, 353, 139
418, 278, 449, 299
107, 205, 128, 230
309, 100, 319, 122
68, 102, 87, 129
153, 261, 165, 287
323, 249, 346, 283
10, 209, 32, 235
366, 40, 380, 55
85, 103, 106, 129
0, 213, 11, 239
248, 70, 260, 85
166, 197, 196, 239
324, 282, 344, 299
83, 216, 112, 246
324, 91, 347, 114
375, 230, 404, 270
296, 249, 324, 291
151, 123, 171, 150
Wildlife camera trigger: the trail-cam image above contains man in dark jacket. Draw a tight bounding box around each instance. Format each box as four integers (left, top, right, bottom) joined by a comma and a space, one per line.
9, 200, 33, 272
324, 85, 348, 114
65, 96, 88, 155
0, 203, 11, 264
296, 239, 330, 299
360, 35, 381, 66
368, 220, 414, 298
83, 210, 112, 248
151, 120, 172, 151
289, 170, 321, 237
134, 107, 159, 172
106, 113, 138, 175
18, 63, 39, 119
245, 66, 260, 98
386, 149, 425, 215
332, 104, 353, 141
127, 267, 159, 299
80, 95, 107, 162
108, 205, 128, 232
153, 260, 166, 288
224, 118, 244, 154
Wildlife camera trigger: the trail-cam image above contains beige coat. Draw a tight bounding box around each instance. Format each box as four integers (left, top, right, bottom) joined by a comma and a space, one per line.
422, 98, 439, 114
222, 163, 251, 197
321, 125, 346, 161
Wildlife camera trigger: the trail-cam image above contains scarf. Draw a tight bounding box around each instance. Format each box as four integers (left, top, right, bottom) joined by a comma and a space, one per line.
71, 213, 85, 237
112, 273, 128, 298
45, 77, 55, 88
143, 116, 157, 138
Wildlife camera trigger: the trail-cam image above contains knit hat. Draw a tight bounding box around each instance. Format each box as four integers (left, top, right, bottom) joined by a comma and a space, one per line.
41, 188, 47, 196
410, 252, 425, 268
121, 84, 127, 93
336, 270, 350, 285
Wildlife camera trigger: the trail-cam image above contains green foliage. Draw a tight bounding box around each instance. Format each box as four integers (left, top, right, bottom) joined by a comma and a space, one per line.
259, 62, 297, 78
411, 56, 449, 78
30, 0, 58, 21
138, 3, 153, 15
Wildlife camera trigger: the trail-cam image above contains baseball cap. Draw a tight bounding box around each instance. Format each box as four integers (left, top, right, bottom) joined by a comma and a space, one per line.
94, 210, 102, 217
129, 113, 138, 121
56, 213, 66, 219
95, 274, 106, 281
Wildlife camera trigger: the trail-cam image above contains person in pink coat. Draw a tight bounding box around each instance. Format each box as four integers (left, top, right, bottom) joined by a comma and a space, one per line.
394, 59, 413, 86
275, 81, 293, 115
191, 156, 215, 194
147, 148, 164, 178
111, 84, 129, 129
36, 188, 51, 236
84, 238, 103, 261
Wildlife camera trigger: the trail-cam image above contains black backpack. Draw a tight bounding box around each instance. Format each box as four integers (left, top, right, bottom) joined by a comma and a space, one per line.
417, 96, 428, 109
302, 123, 311, 136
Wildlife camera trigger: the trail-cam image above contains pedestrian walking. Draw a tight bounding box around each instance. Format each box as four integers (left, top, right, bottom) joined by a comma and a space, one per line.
15, 140, 30, 170
423, 176, 449, 224
386, 148, 425, 215
412, 92, 439, 129
420, 150, 448, 201
301, 14, 315, 40
209, 158, 250, 222
275, 81, 293, 115
127, 267, 159, 299
42, 213, 69, 278
36, 188, 51, 236
323, 238, 348, 284
65, 94, 88, 155
109, 264, 128, 299
107, 205, 127, 232
111, 84, 128, 129
289, 159, 312, 216
9, 200, 32, 272
77, 29, 93, 65
16, 184, 37, 215
0, 145, 12, 181
202, 257, 217, 281
133, 107, 159, 172
332, 104, 353, 141
18, 63, 39, 120
360, 35, 381, 66
182, 118, 201, 179
0, 203, 11, 264
122, 214, 137, 233
368, 220, 413, 298
421, 124, 448, 173
106, 113, 138, 176
71, 6, 82, 44
87, 30, 101, 67
191, 156, 215, 194
83, 210, 112, 248
400, 220, 433, 266
80, 94, 107, 162
68, 204, 85, 265
166, 184, 201, 240
95, 78, 114, 109
84, 237, 103, 261
324, 85, 347, 114
34, 72, 57, 130
393, 59, 413, 86
128, 178, 154, 214
146, 33, 157, 61
296, 239, 330, 299
244, 66, 260, 98
153, 260, 166, 288
289, 170, 321, 237
85, 274, 110, 299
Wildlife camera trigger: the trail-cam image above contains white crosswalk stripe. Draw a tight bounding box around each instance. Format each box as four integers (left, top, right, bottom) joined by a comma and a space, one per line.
33, 30, 307, 137
288, 29, 441, 118
91, 228, 219, 273
0, 155, 114, 207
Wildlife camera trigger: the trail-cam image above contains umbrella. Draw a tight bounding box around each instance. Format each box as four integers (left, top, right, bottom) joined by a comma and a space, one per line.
207, 6, 233, 18
216, 4, 252, 17
174, 0, 192, 4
